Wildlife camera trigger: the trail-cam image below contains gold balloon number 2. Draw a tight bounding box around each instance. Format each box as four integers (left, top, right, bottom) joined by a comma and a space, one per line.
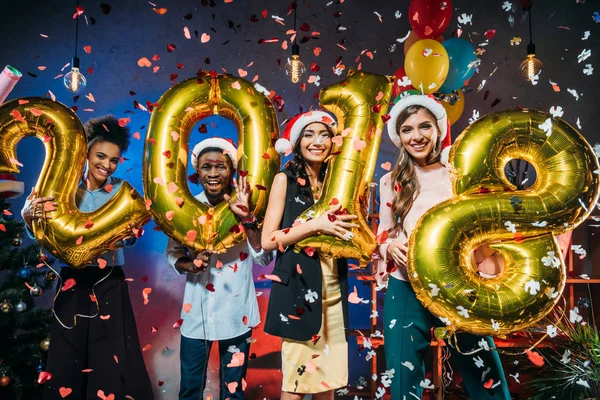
0, 98, 150, 267
407, 109, 600, 336
143, 74, 280, 254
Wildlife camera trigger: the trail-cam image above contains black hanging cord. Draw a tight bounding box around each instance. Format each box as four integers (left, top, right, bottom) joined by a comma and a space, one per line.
74, 0, 80, 58
293, 0, 297, 33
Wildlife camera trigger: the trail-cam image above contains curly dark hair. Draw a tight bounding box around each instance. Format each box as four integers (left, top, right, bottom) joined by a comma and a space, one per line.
284, 122, 332, 196
83, 115, 130, 153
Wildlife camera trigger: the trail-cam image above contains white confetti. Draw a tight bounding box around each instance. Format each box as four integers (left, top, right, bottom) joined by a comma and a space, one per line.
502, 1, 512, 12
428, 283, 440, 297
227, 345, 240, 353
468, 110, 480, 124
370, 310, 379, 319
478, 338, 490, 351
577, 49, 592, 63
569, 307, 583, 324
577, 118, 582, 129
474, 356, 485, 368
389, 319, 397, 329
457, 306, 470, 318
504, 221, 517, 233
420, 378, 435, 389
253, 82, 270, 97
457, 13, 473, 25
561, 349, 572, 364
439, 316, 451, 326
427, 82, 438, 90
593, 143, 600, 157
491, 319, 500, 331
374, 11, 383, 22
582, 31, 591, 40
538, 118, 553, 136
395, 10, 402, 19
530, 72, 541, 85
279, 313, 288, 322
572, 244, 587, 258
583, 64, 594, 75
402, 361, 415, 371
305, 289, 318, 303
397, 75, 412, 88
510, 373, 521, 383
549, 106, 564, 118
576, 379, 591, 389
567, 88, 580, 101
396, 30, 411, 43
271, 15, 284, 22
547, 324, 558, 338
531, 221, 547, 227
545, 287, 559, 299
524, 279, 540, 295
542, 251, 561, 268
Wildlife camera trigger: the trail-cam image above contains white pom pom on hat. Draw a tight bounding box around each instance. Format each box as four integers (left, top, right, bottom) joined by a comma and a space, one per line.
191, 137, 238, 170
276, 110, 337, 155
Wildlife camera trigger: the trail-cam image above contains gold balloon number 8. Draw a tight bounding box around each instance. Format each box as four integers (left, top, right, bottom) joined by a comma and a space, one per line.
408, 109, 600, 336
0, 98, 150, 267
143, 74, 280, 253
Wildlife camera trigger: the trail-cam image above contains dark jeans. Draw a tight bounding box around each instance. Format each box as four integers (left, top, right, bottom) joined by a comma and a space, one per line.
179, 330, 252, 400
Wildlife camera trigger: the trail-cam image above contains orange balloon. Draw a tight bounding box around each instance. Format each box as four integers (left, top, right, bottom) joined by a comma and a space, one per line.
441, 90, 465, 125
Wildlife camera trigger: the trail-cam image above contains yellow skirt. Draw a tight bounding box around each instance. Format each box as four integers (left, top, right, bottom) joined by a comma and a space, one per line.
281, 255, 348, 394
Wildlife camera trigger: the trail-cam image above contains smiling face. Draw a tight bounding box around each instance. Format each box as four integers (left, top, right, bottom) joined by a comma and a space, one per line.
398, 108, 440, 166
298, 122, 333, 164
87, 140, 121, 187
196, 151, 233, 199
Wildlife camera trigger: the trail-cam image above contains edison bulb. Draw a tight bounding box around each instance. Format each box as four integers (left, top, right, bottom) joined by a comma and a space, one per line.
519, 54, 543, 82
64, 67, 87, 93
284, 55, 306, 84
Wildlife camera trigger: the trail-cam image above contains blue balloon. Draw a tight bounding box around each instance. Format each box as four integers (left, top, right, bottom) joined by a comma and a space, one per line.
439, 38, 478, 93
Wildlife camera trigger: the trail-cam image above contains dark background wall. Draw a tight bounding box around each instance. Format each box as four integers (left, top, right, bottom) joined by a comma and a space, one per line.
1, 0, 599, 398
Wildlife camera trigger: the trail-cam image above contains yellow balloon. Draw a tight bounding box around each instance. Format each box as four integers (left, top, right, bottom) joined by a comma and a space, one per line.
403, 30, 444, 56
440, 90, 465, 125
295, 70, 393, 266
404, 39, 449, 94
143, 73, 280, 254
0, 98, 150, 267
407, 109, 600, 336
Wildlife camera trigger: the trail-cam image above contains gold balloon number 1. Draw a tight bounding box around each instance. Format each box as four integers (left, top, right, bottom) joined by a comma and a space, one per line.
407, 109, 600, 336
295, 70, 393, 266
0, 98, 150, 267
143, 74, 280, 254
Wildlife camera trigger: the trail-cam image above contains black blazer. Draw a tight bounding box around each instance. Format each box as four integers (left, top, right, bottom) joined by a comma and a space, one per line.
264, 170, 349, 342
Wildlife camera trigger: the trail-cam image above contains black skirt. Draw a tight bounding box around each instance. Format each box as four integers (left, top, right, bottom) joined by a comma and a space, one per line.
43, 266, 154, 400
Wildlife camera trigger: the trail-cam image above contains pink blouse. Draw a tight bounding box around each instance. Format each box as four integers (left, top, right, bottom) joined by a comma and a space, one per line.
377, 162, 452, 282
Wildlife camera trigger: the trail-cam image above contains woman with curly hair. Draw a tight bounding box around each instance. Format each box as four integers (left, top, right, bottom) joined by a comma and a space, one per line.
21, 115, 154, 400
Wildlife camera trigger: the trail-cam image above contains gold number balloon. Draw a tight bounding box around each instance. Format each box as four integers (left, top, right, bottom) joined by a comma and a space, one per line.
407, 109, 600, 336
295, 70, 393, 266
143, 73, 279, 253
0, 98, 150, 267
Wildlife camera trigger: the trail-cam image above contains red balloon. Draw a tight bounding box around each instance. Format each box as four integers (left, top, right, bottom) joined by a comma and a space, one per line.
391, 67, 416, 98
408, 0, 453, 39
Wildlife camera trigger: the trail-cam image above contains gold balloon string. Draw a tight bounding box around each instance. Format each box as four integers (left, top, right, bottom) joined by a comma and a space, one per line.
37, 219, 115, 330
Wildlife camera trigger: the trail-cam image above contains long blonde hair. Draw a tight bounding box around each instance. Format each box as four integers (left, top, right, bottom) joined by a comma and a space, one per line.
389, 105, 443, 234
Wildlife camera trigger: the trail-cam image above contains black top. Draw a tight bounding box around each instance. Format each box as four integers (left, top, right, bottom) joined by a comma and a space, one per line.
264, 170, 349, 341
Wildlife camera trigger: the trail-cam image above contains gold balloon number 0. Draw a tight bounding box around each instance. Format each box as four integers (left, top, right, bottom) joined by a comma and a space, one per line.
295, 70, 393, 266
407, 109, 600, 336
0, 98, 150, 267
143, 74, 280, 253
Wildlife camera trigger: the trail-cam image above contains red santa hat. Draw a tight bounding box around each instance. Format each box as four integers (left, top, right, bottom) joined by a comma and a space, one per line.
275, 110, 337, 155
0, 173, 24, 199
386, 94, 452, 165
191, 137, 238, 170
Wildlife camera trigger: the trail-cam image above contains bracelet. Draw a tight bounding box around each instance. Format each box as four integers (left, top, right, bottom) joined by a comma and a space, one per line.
241, 215, 259, 229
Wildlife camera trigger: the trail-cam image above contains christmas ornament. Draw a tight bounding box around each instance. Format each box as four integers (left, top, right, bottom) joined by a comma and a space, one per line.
36, 362, 44, 373
14, 300, 27, 312
30, 285, 42, 297
2, 211, 14, 221
0, 375, 11, 387
37, 371, 52, 384
45, 271, 58, 281
0, 300, 12, 313
18, 267, 31, 279
11, 235, 22, 246
40, 337, 50, 351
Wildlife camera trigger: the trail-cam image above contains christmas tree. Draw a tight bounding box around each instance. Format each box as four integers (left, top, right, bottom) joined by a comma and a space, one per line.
0, 198, 55, 400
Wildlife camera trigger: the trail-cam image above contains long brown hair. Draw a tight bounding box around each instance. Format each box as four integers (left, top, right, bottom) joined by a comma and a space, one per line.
390, 105, 443, 234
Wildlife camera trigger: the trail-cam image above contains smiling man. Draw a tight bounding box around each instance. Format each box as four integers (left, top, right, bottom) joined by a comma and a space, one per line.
165, 137, 272, 400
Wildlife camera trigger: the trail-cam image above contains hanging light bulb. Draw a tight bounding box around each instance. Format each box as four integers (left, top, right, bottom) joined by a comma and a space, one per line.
284, 43, 306, 83
519, 3, 542, 82
64, 56, 87, 93
64, 0, 86, 93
